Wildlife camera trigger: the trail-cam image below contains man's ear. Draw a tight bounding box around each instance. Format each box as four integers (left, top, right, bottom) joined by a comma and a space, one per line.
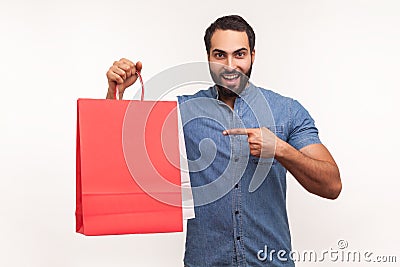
251, 49, 255, 64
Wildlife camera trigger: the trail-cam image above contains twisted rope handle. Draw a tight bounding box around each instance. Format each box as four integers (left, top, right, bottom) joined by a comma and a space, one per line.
114, 71, 144, 100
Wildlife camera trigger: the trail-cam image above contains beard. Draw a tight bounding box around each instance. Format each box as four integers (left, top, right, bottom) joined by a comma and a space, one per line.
209, 63, 253, 98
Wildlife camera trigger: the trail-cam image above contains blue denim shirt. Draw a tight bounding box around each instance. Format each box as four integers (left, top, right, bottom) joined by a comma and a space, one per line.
178, 83, 321, 267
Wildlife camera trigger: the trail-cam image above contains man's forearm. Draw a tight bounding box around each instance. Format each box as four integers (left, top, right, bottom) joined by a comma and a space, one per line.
275, 141, 342, 199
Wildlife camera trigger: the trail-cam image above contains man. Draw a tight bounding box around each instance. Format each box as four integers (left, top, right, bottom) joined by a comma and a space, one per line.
106, 15, 341, 267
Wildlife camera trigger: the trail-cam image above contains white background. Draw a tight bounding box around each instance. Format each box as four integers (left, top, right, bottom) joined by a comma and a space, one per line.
1, 0, 399, 266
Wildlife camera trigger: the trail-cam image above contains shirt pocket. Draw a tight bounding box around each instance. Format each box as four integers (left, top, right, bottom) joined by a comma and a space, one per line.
266, 125, 285, 139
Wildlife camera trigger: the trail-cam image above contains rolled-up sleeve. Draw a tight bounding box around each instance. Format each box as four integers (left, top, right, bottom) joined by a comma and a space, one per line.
288, 99, 321, 150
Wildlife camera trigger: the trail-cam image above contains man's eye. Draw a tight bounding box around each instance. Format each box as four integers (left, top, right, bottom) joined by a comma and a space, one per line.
236, 52, 245, 57
215, 53, 224, 58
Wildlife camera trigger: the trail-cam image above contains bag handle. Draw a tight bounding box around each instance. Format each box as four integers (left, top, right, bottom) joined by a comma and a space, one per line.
114, 71, 145, 101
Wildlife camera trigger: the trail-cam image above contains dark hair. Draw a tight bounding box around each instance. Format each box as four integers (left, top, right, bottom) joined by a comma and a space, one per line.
204, 15, 256, 55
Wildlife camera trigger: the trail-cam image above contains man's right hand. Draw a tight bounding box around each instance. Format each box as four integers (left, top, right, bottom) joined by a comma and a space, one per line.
106, 58, 142, 99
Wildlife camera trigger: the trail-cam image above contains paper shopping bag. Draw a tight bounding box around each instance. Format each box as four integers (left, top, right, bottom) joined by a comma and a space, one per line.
76, 86, 183, 235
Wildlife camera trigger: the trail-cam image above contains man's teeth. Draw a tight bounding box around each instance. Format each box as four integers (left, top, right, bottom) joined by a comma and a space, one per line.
222, 74, 239, 80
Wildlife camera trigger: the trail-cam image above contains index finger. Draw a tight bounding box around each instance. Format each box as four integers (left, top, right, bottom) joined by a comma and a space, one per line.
223, 128, 254, 136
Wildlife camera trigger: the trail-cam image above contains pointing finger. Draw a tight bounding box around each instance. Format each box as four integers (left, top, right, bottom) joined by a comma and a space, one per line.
223, 128, 254, 136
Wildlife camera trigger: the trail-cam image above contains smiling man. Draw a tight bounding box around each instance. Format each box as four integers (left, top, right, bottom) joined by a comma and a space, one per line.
106, 15, 342, 267
207, 29, 253, 102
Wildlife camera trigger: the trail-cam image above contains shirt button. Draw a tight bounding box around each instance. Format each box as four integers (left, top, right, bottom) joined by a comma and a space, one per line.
236, 236, 241, 240
235, 184, 239, 188
234, 157, 239, 162
235, 211, 239, 214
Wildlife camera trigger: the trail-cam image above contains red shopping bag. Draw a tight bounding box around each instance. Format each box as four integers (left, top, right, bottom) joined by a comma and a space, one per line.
76, 74, 183, 235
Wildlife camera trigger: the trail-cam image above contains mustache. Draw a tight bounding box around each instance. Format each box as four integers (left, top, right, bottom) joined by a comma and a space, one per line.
220, 70, 243, 76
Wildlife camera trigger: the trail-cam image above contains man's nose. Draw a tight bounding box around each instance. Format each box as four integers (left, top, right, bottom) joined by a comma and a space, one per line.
225, 56, 236, 70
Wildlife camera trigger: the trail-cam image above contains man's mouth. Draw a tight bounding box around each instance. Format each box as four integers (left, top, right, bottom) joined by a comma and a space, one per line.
221, 73, 240, 81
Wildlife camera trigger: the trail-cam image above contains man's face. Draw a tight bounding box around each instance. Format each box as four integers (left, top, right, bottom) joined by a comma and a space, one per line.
208, 29, 255, 97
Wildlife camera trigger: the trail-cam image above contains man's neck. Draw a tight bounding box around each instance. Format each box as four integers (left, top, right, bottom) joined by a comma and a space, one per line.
216, 82, 251, 109
218, 94, 236, 109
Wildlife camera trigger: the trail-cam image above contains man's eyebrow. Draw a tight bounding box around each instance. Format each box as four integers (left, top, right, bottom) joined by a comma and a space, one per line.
211, 48, 248, 54
212, 49, 227, 54
233, 48, 248, 53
